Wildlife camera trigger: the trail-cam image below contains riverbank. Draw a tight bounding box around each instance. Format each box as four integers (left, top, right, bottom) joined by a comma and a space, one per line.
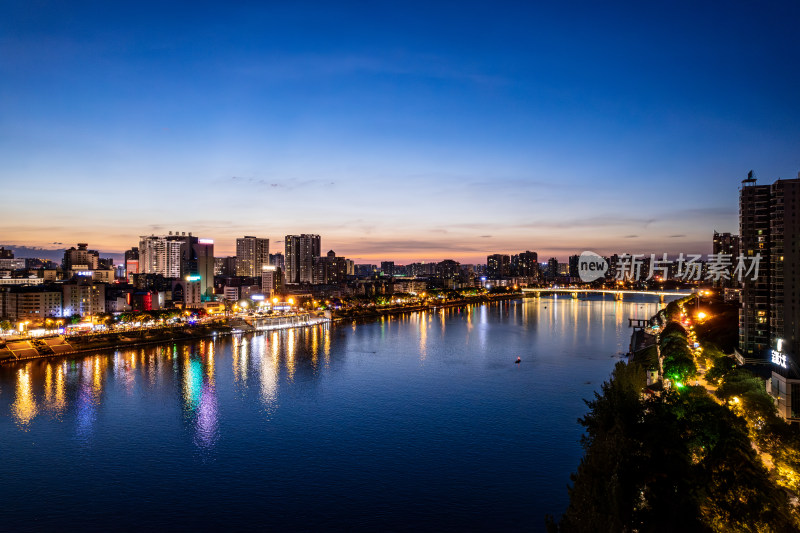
330, 292, 525, 321
0, 314, 330, 364
552, 294, 800, 531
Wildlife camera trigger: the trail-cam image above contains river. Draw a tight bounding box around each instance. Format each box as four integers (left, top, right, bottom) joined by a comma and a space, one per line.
0, 295, 668, 532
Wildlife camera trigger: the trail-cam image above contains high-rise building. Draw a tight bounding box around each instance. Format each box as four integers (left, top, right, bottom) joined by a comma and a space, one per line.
219, 256, 237, 277
568, 254, 580, 279
139, 233, 185, 278
285, 234, 320, 284
236, 236, 269, 277
739, 172, 800, 420
194, 239, 215, 298
712, 231, 740, 257
380, 261, 395, 277
269, 252, 285, 271
739, 173, 772, 361
547, 258, 559, 280
712, 231, 740, 288
487, 254, 510, 278
436, 260, 461, 281
0, 247, 13, 259
315, 250, 349, 284
139, 232, 211, 286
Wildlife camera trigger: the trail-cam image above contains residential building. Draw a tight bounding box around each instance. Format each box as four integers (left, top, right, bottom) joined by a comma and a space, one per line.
236, 236, 269, 277
0, 286, 62, 322
261, 265, 279, 296
285, 234, 320, 284
713, 231, 741, 288
738, 173, 800, 421
487, 254, 510, 278
62, 281, 106, 318
270, 252, 285, 270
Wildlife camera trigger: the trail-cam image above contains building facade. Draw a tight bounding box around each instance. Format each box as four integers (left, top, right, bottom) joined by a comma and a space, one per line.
487, 254, 510, 278
235, 236, 269, 277
738, 173, 800, 421
285, 234, 320, 284
62, 281, 106, 318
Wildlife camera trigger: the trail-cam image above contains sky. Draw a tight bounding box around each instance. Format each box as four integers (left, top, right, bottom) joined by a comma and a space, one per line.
2, 1, 800, 263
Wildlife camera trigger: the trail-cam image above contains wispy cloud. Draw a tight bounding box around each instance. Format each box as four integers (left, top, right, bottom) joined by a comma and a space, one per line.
228, 176, 335, 190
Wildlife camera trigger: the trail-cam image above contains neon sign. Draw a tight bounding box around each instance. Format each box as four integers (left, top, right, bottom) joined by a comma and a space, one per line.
772, 340, 787, 368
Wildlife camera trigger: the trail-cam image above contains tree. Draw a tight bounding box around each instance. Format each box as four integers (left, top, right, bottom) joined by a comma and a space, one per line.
705, 356, 736, 385
555, 363, 799, 531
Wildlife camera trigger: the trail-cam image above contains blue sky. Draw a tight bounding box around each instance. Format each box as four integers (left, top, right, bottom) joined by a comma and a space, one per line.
2, 1, 799, 262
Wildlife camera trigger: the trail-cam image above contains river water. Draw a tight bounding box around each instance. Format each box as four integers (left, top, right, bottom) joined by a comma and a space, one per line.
0, 295, 667, 532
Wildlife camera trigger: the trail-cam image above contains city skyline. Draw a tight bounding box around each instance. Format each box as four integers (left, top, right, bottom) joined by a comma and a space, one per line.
2, 2, 800, 261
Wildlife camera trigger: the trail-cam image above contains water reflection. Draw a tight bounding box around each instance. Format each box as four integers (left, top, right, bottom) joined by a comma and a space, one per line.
76, 357, 103, 440
44, 363, 67, 415
2, 299, 668, 447
12, 366, 37, 429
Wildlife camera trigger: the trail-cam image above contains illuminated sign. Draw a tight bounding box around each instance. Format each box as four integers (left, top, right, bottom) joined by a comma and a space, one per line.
772, 350, 787, 368
76, 271, 92, 276
251, 294, 265, 301
198, 239, 214, 244
772, 339, 787, 368
185, 275, 201, 282
262, 265, 276, 271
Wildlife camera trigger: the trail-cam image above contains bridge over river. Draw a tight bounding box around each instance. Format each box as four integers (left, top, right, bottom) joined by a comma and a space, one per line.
521, 287, 695, 302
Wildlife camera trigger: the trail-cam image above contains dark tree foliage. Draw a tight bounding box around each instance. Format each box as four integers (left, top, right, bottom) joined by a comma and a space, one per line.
637, 345, 659, 371
715, 370, 769, 404
664, 300, 682, 323
553, 363, 797, 532
660, 322, 687, 339
705, 356, 736, 385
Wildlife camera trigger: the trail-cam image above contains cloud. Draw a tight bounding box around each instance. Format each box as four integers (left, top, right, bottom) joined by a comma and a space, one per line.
623, 234, 639, 239
228, 176, 335, 191
505, 215, 658, 230
344, 239, 486, 254
480, 235, 492, 238
669, 234, 686, 238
